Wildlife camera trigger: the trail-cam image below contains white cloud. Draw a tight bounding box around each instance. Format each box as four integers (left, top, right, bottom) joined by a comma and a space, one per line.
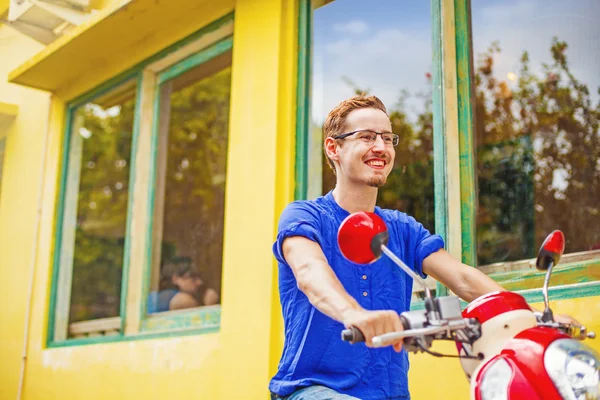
310, 0, 600, 126
471, 0, 600, 99
332, 20, 369, 35
312, 27, 432, 124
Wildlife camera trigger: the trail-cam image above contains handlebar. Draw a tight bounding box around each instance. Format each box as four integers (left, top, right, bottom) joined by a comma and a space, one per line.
341, 326, 365, 344
341, 309, 481, 352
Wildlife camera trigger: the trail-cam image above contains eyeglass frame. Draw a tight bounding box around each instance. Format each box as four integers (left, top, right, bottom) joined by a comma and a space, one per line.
332, 129, 400, 147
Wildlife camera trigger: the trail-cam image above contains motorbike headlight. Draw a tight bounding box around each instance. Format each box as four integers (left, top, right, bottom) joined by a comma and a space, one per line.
545, 339, 600, 400
479, 358, 513, 400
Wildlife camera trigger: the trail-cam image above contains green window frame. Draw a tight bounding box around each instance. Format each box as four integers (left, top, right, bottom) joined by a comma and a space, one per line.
454, 0, 600, 301
48, 14, 234, 347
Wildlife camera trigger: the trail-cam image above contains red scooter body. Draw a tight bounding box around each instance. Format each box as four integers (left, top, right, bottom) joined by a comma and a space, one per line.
472, 325, 571, 400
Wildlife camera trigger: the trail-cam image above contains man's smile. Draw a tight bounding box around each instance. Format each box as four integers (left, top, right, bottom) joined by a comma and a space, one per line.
365, 158, 387, 170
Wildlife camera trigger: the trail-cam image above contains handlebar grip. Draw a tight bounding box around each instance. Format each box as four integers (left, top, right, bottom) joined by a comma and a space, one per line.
341, 327, 365, 343
341, 316, 411, 344
400, 315, 410, 330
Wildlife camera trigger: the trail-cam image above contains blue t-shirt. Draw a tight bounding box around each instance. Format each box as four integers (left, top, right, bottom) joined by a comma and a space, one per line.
269, 191, 445, 400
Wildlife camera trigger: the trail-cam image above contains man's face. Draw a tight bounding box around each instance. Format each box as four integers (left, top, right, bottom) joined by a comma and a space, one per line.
172, 272, 203, 294
326, 108, 395, 187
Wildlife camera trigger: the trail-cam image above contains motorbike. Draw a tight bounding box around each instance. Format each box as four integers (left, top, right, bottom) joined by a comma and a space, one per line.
338, 211, 599, 400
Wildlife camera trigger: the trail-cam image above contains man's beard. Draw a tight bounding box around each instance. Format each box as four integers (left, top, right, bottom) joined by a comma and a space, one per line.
367, 175, 386, 187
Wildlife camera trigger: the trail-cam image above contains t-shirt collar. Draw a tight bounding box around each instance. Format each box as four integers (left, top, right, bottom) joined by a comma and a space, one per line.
324, 190, 381, 219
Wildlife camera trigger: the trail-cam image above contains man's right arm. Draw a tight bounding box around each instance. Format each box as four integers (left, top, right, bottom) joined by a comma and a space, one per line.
282, 236, 404, 351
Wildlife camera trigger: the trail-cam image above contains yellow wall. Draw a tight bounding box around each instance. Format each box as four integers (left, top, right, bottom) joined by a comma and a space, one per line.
0, 24, 50, 400
0, 0, 295, 399
1, 1, 599, 400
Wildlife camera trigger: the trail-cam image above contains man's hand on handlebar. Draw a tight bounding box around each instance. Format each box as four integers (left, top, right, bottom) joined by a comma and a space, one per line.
342, 309, 404, 352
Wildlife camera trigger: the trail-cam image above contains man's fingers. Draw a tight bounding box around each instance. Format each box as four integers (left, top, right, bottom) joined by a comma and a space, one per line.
390, 311, 404, 352
347, 310, 404, 349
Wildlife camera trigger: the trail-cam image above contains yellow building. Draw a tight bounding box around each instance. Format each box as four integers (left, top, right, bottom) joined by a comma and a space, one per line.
0, 0, 598, 399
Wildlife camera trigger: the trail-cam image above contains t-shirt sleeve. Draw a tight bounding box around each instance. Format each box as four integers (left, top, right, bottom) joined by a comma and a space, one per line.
407, 216, 445, 278
272, 201, 325, 266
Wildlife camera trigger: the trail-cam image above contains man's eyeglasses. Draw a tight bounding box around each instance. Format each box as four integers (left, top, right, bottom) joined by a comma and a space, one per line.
333, 130, 400, 147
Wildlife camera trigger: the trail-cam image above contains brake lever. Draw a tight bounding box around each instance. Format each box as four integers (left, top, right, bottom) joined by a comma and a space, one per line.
535, 313, 596, 340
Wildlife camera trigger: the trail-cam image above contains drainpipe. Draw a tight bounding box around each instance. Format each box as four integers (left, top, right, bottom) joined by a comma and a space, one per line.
17, 93, 53, 400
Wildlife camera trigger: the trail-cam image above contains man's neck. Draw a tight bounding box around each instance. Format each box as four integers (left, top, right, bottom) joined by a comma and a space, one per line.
332, 181, 378, 214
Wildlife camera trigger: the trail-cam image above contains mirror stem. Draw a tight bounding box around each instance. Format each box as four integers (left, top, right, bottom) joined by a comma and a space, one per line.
380, 245, 431, 299
541, 260, 555, 322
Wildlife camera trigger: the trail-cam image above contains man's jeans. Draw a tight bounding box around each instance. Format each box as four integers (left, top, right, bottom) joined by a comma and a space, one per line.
271, 385, 360, 400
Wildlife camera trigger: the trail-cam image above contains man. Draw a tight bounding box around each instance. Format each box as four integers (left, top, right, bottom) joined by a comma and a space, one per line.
269, 95, 574, 400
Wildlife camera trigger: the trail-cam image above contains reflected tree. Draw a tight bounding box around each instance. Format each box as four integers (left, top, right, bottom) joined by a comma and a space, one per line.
70, 97, 135, 323
475, 38, 600, 264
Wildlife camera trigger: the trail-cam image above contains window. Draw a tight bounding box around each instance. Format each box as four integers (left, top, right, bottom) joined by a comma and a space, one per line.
145, 50, 232, 317
305, 0, 438, 299
462, 1, 600, 284
54, 80, 137, 340
50, 15, 234, 343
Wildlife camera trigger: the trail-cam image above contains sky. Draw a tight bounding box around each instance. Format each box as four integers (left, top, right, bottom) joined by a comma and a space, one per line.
311, 0, 600, 125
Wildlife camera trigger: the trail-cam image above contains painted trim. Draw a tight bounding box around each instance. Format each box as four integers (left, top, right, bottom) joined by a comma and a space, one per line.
294, 0, 311, 201
47, 104, 76, 346
488, 259, 600, 292
519, 282, 600, 304
431, 0, 449, 297
141, 306, 221, 332
454, 0, 477, 266
411, 282, 600, 311
139, 79, 162, 325
48, 325, 220, 348
48, 13, 235, 346
156, 36, 234, 85
118, 73, 144, 334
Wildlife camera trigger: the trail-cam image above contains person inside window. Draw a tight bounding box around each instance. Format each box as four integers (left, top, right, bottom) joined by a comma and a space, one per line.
147, 256, 219, 313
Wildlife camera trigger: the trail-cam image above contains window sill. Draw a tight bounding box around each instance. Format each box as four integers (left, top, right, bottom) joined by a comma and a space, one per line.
141, 304, 221, 333
410, 281, 600, 312
486, 256, 600, 291
47, 306, 221, 348
478, 250, 600, 275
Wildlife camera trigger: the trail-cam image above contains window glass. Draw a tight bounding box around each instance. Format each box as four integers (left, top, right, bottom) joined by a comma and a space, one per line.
312, 0, 436, 234
147, 50, 232, 314
68, 80, 137, 325
470, 0, 600, 265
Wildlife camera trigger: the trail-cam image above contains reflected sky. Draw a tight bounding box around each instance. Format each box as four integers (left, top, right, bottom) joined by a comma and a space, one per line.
313, 0, 600, 124
313, 0, 431, 124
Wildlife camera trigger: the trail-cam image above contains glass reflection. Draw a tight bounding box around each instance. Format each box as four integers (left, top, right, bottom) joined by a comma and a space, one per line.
69, 81, 137, 324
471, 0, 600, 265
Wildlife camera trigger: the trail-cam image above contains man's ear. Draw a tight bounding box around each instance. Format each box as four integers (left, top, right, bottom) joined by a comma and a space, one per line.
324, 137, 339, 163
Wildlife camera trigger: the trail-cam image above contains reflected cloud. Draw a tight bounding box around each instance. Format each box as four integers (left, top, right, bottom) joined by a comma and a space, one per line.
332, 20, 369, 34
313, 27, 431, 124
